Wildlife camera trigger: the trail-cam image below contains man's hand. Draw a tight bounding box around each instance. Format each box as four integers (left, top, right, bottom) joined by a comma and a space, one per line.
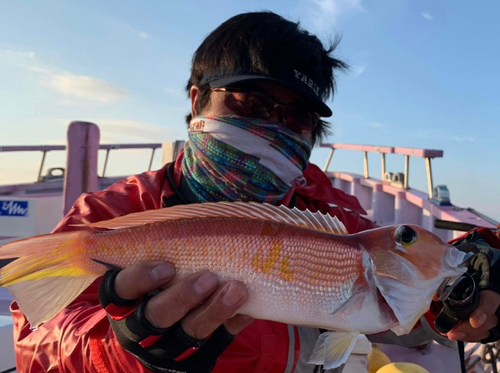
99, 261, 254, 373
446, 290, 500, 342
115, 261, 253, 337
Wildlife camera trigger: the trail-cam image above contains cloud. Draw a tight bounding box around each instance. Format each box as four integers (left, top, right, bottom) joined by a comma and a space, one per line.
352, 65, 366, 77
2, 49, 36, 59
48, 73, 127, 103
349, 50, 371, 78
20, 57, 127, 104
369, 122, 384, 128
106, 20, 150, 40
15, 53, 128, 105
21, 65, 51, 74
451, 135, 475, 143
297, 0, 365, 33
420, 12, 434, 21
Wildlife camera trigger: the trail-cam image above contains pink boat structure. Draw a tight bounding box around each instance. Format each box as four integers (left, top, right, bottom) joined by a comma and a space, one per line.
0, 121, 498, 372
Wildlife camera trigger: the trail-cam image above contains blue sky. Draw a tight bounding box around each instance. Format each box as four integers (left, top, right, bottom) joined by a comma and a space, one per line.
0, 0, 499, 221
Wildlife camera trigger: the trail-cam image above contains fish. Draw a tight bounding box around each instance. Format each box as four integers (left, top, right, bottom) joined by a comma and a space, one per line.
0, 201, 466, 369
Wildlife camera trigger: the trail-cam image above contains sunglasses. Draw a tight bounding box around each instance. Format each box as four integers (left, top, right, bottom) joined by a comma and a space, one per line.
211, 87, 320, 135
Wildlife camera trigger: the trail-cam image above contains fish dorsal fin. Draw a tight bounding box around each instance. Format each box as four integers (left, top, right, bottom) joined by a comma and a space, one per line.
83, 202, 349, 234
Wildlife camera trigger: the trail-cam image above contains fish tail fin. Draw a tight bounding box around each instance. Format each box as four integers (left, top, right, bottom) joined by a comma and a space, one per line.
0, 231, 106, 328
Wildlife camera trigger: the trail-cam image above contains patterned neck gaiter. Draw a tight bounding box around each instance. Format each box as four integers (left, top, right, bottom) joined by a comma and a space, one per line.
181, 116, 312, 203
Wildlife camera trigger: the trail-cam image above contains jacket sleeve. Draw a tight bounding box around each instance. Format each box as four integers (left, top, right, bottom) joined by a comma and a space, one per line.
12, 167, 169, 373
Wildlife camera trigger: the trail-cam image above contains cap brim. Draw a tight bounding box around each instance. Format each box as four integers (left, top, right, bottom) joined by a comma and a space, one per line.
207, 75, 332, 117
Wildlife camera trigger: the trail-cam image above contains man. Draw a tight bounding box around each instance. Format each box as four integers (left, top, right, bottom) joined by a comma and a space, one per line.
11, 11, 500, 373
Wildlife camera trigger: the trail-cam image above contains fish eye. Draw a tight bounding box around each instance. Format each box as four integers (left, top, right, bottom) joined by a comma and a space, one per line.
394, 225, 417, 245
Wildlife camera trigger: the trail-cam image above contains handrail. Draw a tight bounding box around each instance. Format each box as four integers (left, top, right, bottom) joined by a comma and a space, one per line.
0, 143, 162, 182
0, 145, 67, 182
0, 144, 162, 152
393, 147, 443, 158
0, 145, 66, 152
320, 143, 444, 198
98, 143, 162, 177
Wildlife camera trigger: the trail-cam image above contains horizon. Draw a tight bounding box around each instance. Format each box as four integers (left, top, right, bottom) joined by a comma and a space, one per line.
0, 0, 498, 221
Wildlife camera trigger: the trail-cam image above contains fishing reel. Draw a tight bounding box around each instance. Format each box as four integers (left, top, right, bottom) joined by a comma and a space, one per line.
434, 269, 481, 334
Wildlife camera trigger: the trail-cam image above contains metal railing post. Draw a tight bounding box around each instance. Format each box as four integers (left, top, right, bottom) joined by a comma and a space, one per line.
425, 157, 434, 198
148, 148, 156, 171
403, 155, 410, 189
37, 151, 48, 182
381, 153, 386, 179
323, 148, 335, 172
363, 151, 369, 179
102, 149, 111, 178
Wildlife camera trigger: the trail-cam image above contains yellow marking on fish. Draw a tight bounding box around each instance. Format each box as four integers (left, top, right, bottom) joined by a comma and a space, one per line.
279, 253, 294, 281
97, 243, 111, 254
252, 242, 293, 281
252, 242, 281, 275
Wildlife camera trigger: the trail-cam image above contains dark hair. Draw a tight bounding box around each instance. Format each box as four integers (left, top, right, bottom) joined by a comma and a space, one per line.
185, 11, 348, 145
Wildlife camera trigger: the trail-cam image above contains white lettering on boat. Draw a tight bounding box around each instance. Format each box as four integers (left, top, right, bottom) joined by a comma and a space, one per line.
0, 200, 29, 217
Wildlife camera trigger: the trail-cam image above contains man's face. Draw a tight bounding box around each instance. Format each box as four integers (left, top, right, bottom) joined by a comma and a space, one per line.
194, 82, 317, 142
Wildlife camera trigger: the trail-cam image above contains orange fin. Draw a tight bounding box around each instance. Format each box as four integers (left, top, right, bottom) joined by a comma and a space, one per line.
82, 202, 349, 234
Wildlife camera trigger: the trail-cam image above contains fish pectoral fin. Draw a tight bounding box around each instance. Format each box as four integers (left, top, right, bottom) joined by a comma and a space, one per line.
374, 270, 443, 335
371, 251, 433, 335
308, 331, 359, 369
90, 258, 123, 271
327, 287, 366, 315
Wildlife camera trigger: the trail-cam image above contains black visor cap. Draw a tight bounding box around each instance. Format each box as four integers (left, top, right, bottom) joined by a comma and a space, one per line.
201, 73, 332, 118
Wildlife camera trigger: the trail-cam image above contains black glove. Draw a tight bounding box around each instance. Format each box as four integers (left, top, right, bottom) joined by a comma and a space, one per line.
435, 230, 500, 343
454, 230, 500, 295
98, 270, 235, 373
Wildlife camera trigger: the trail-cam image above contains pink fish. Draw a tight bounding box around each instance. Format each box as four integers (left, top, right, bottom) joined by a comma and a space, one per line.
0, 202, 465, 369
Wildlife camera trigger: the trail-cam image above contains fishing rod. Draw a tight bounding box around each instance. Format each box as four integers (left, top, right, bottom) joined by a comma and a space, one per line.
434, 219, 499, 233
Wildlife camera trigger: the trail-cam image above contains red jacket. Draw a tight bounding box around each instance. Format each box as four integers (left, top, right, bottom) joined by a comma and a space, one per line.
12, 155, 375, 373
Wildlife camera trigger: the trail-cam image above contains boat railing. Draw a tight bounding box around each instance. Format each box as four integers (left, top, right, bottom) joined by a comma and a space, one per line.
0, 145, 66, 183
1, 122, 186, 215
99, 143, 162, 178
0, 122, 186, 248
320, 143, 444, 198
0, 143, 162, 183
319, 142, 496, 238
